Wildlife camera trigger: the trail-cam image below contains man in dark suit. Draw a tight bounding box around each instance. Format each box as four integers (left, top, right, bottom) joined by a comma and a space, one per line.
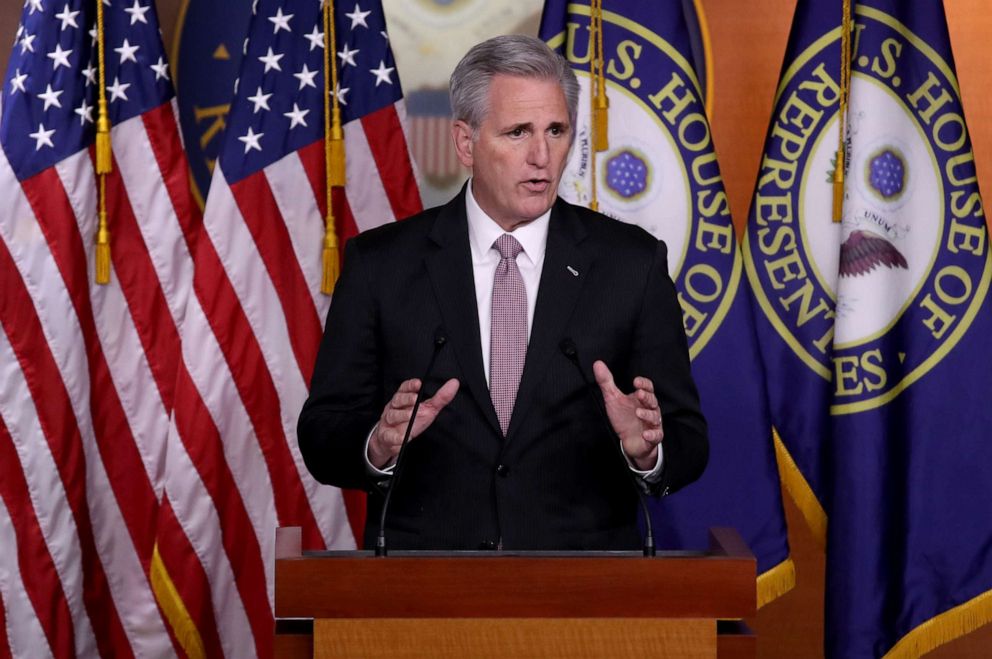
298, 35, 707, 551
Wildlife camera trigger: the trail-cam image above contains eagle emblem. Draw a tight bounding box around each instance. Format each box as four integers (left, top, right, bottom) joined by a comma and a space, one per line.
839, 229, 908, 277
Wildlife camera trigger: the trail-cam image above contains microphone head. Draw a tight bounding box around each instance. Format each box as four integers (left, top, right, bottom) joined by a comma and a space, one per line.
559, 338, 577, 359
434, 327, 448, 347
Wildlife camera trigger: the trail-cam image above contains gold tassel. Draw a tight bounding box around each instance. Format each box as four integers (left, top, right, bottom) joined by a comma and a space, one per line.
833, 0, 852, 223
321, 226, 340, 294
95, 206, 111, 284
591, 0, 608, 152
832, 151, 845, 222
593, 93, 609, 152
329, 107, 346, 187
96, 100, 112, 174
321, 0, 343, 294
94, 0, 112, 283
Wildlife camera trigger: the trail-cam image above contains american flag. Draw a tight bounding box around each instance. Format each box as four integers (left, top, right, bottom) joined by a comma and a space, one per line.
0, 1, 196, 657
150, 0, 422, 656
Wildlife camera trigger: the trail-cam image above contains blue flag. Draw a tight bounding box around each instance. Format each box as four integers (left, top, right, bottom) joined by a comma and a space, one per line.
745, 1, 992, 655
540, 0, 793, 606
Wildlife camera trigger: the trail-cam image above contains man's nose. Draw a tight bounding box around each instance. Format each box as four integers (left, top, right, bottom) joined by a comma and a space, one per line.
527, 135, 550, 167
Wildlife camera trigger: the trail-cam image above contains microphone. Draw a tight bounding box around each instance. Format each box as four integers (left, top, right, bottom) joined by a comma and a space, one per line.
559, 338, 657, 557
376, 327, 448, 557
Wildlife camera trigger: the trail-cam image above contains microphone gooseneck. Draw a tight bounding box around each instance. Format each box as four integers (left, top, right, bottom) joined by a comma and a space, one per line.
376, 328, 448, 557
559, 338, 657, 557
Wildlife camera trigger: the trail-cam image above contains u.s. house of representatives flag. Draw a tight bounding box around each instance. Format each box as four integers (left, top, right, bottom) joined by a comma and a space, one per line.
540, 0, 793, 605
1, 0, 197, 657
150, 0, 422, 657
745, 0, 992, 655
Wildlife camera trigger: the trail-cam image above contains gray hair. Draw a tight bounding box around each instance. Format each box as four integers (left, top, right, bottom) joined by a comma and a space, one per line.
449, 34, 580, 133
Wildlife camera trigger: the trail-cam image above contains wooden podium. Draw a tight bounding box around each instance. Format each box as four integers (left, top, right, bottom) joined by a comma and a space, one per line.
274, 527, 756, 658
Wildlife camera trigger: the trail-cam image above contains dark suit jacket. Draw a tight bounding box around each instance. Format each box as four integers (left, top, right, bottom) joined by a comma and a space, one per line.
298, 190, 708, 550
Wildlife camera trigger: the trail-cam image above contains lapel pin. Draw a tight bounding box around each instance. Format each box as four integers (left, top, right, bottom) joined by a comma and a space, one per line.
566, 265, 579, 277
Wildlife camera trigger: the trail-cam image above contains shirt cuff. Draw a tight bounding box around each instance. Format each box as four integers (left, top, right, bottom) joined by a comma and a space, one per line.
623, 443, 664, 484
364, 423, 395, 477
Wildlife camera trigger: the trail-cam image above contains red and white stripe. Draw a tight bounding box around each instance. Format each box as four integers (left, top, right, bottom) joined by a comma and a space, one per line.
152, 100, 422, 657
0, 100, 196, 657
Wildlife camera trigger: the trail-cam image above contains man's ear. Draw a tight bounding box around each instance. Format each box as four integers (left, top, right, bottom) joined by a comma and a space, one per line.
451, 120, 474, 169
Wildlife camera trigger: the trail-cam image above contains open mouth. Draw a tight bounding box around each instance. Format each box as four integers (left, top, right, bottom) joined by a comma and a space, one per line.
522, 179, 550, 192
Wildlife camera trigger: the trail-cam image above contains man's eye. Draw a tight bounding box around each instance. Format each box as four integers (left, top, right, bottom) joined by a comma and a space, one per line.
549, 127, 562, 136
509, 128, 525, 137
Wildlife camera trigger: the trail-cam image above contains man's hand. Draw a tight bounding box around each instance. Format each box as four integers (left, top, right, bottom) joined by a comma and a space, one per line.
593, 360, 663, 471
368, 378, 460, 469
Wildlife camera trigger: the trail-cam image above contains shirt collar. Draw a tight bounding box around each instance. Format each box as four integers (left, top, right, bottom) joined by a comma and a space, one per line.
465, 178, 551, 265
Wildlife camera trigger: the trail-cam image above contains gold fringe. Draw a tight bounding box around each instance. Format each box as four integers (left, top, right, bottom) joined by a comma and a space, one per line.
884, 588, 992, 658
95, 102, 112, 174
321, 226, 340, 294
773, 428, 827, 547
322, 0, 343, 294
150, 544, 206, 659
832, 154, 845, 222
94, 0, 112, 283
329, 110, 345, 187
593, 95, 609, 152
95, 179, 111, 284
757, 557, 797, 609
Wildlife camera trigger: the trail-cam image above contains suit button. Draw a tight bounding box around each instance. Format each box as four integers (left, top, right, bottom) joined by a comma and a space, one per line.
478, 540, 497, 550
496, 464, 509, 477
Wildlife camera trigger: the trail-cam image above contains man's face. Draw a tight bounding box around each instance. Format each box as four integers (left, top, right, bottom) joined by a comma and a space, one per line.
452, 74, 572, 232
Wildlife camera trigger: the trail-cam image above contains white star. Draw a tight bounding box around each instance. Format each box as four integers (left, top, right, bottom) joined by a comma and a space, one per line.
9, 69, 28, 95
345, 3, 371, 29
82, 62, 97, 85
19, 32, 36, 54
89, 26, 98, 46
247, 86, 271, 113
75, 99, 94, 125
369, 60, 394, 87
55, 4, 80, 30
338, 44, 359, 67
238, 127, 263, 153
304, 26, 324, 51
335, 84, 349, 105
268, 7, 293, 33
115, 39, 140, 64
107, 76, 131, 102
380, 30, 389, 42
252, 0, 259, 14
27, 0, 44, 16
258, 47, 283, 73
124, 0, 149, 25
233, 77, 239, 94
47, 43, 72, 70
284, 103, 309, 129
294, 63, 318, 90
29, 123, 55, 150
150, 56, 170, 81
38, 84, 64, 111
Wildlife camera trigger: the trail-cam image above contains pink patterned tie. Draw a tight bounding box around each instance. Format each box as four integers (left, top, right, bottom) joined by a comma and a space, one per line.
490, 234, 527, 436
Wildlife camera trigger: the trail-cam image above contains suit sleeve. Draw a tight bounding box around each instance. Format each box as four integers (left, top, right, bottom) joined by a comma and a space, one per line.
297, 238, 382, 490
634, 240, 709, 496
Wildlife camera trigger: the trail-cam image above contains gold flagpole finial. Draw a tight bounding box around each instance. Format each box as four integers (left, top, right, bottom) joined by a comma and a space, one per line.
94, 0, 113, 283
833, 0, 853, 223
321, 0, 344, 294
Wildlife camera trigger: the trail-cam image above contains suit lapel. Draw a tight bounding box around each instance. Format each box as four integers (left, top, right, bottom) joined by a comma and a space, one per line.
425, 191, 502, 436
506, 200, 590, 440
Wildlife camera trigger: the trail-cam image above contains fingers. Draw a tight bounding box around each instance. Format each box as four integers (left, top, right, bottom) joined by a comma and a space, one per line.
592, 360, 618, 395
424, 378, 460, 410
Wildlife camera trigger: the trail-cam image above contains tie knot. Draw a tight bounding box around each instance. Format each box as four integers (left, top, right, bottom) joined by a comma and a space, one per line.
494, 233, 524, 260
